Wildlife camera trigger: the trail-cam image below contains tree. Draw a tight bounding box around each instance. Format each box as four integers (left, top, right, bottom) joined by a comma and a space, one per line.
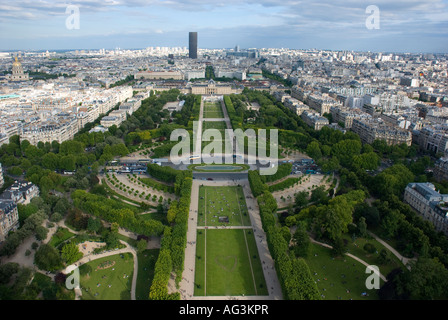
167, 201, 178, 225
105, 231, 119, 248
292, 227, 311, 257
61, 242, 83, 265
306, 141, 322, 160
35, 225, 49, 241
0, 262, 19, 285
331, 237, 346, 257
137, 239, 147, 254
331, 139, 362, 167
381, 209, 403, 238
358, 217, 367, 237
397, 258, 448, 300
34, 244, 63, 272
87, 216, 102, 234
352, 152, 380, 170
295, 191, 309, 209
310, 186, 328, 204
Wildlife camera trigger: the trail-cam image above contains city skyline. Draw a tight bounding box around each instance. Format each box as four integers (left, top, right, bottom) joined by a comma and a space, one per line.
0, 0, 447, 53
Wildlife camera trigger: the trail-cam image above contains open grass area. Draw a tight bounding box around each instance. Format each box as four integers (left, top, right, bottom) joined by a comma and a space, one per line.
198, 185, 251, 227
139, 210, 167, 224
342, 234, 405, 277
135, 249, 159, 300
48, 227, 75, 248
194, 228, 267, 297
203, 101, 224, 118
79, 253, 134, 300
202, 121, 232, 153
303, 243, 383, 300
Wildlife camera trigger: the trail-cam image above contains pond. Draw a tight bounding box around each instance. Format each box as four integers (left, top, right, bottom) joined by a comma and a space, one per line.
194, 165, 244, 171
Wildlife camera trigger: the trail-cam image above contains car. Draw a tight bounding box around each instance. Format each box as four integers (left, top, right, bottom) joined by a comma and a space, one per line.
207, 178, 213, 181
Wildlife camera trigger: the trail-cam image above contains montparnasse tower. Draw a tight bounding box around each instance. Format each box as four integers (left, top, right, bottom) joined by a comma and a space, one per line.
10, 56, 29, 82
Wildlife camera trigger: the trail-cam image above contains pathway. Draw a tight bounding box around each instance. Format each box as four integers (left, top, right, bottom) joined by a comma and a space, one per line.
367, 231, 413, 269
310, 238, 388, 282
177, 178, 283, 300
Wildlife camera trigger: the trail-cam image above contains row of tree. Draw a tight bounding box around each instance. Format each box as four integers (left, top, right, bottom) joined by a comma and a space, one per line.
149, 168, 193, 299
71, 189, 165, 237
249, 169, 321, 299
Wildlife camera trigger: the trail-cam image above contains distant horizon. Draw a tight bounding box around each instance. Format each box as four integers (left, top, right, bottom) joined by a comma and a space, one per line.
2, 47, 447, 55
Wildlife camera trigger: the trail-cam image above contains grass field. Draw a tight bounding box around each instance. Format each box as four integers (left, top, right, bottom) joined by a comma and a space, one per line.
304, 243, 383, 300
203, 101, 224, 118
201, 121, 232, 153
48, 227, 75, 248
194, 228, 268, 297
79, 253, 134, 300
198, 185, 251, 227
135, 249, 159, 300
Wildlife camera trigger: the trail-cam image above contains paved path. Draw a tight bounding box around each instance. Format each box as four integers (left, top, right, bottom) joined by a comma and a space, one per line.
62, 240, 138, 300
174, 97, 282, 300
310, 238, 388, 282
177, 178, 283, 300
272, 174, 331, 206
367, 231, 413, 269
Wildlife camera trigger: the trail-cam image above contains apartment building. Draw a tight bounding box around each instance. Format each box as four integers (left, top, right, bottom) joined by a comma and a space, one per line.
134, 70, 183, 80
0, 163, 3, 188
351, 117, 412, 146
403, 182, 448, 236
434, 157, 448, 183
330, 106, 355, 129
0, 200, 19, 242
20, 117, 78, 145
416, 127, 448, 154
307, 94, 341, 115
301, 110, 329, 130
0, 181, 39, 205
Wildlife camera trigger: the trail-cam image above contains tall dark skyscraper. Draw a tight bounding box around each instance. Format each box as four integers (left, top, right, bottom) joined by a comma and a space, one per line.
189, 32, 198, 59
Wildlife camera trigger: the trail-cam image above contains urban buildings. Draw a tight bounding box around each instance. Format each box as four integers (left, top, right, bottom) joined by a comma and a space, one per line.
404, 182, 448, 236
0, 163, 3, 188
9, 57, 29, 82
434, 157, 448, 182
0, 200, 19, 242
301, 110, 329, 130
0, 180, 40, 205
351, 117, 412, 146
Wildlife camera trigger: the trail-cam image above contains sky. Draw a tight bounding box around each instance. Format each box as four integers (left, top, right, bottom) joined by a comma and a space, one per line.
0, 0, 447, 53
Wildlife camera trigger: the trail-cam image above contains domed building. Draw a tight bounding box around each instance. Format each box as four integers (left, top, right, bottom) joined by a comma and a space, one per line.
10, 57, 29, 82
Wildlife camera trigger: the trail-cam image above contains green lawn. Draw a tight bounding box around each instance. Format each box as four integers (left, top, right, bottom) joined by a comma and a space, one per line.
135, 249, 159, 300
79, 253, 134, 300
342, 234, 406, 277
48, 227, 75, 248
202, 121, 232, 153
194, 229, 267, 297
198, 185, 251, 227
303, 243, 383, 300
202, 121, 231, 153
203, 101, 224, 118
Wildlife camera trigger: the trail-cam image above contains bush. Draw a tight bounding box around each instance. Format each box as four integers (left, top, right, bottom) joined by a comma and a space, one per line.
363, 243, 376, 254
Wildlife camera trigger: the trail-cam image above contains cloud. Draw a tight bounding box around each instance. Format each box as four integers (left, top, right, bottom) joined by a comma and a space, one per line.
0, 0, 446, 52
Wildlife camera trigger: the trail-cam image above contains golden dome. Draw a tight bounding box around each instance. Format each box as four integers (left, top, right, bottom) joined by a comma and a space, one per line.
12, 57, 21, 67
